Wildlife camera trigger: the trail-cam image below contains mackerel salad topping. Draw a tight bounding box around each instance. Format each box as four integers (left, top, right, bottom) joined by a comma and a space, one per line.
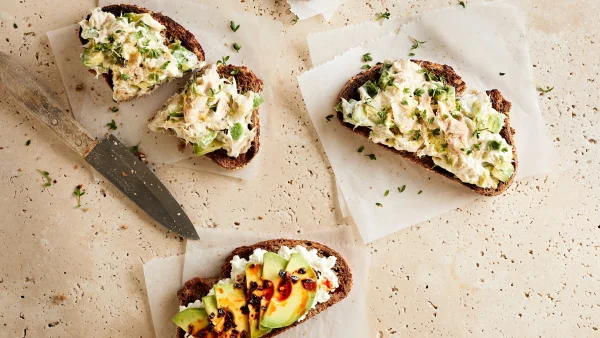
79, 8, 200, 101
337, 59, 515, 189
149, 64, 264, 158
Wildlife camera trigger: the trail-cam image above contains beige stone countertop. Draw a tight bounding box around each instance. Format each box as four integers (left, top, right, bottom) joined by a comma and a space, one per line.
0, 0, 598, 337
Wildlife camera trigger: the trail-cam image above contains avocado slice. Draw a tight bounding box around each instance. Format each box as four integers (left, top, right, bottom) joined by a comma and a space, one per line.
259, 253, 288, 331
172, 308, 214, 337
202, 295, 225, 333
246, 263, 271, 338
260, 253, 317, 329
214, 283, 249, 337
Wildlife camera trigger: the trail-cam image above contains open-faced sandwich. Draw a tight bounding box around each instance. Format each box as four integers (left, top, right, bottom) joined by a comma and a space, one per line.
336, 59, 517, 196
78, 4, 205, 102
173, 239, 352, 337
148, 63, 264, 169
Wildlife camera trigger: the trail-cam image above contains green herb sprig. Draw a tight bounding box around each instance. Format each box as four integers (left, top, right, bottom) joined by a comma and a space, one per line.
74, 185, 85, 208
217, 55, 230, 66
37, 170, 52, 187
106, 119, 117, 130
233, 43, 241, 52
378, 12, 391, 20
398, 185, 406, 193
230, 21, 240, 32
459, 1, 466, 8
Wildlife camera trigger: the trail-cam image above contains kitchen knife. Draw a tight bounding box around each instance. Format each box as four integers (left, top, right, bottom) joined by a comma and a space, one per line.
0, 52, 199, 240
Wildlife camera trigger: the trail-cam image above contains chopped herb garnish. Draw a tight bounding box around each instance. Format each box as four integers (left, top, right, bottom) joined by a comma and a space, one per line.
363, 53, 373, 62
473, 143, 481, 150
230, 123, 243, 140
161, 61, 170, 70
418, 190, 423, 194
411, 130, 421, 141
408, 52, 415, 57
13, 23, 18, 29
149, 73, 159, 81
401, 99, 408, 106
367, 154, 376, 160
106, 119, 117, 130
129, 141, 140, 154
403, 88, 410, 94
427, 117, 435, 124
168, 112, 184, 120
358, 146, 365, 153
384, 190, 390, 197
25, 140, 31, 146
292, 15, 299, 25
362, 64, 371, 69
536, 85, 554, 94
502, 148, 508, 152
37, 170, 52, 187
230, 21, 240, 32
73, 185, 85, 208
110, 106, 119, 113
233, 43, 241, 52
409, 36, 426, 50
325, 114, 334, 121
398, 185, 406, 193
253, 95, 264, 109
414, 88, 425, 97
488, 140, 501, 150
432, 128, 441, 136
376, 202, 383, 207
377, 12, 391, 20
459, 1, 466, 8
230, 68, 240, 75
120, 73, 130, 80
499, 72, 506, 76
473, 128, 490, 139
216, 55, 230, 65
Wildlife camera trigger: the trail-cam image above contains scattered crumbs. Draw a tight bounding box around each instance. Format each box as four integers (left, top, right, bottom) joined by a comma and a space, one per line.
75, 83, 84, 92
52, 294, 68, 304
13, 23, 18, 29
224, 42, 230, 47
120, 225, 128, 230
82, 208, 90, 213
234, 221, 240, 226
121, 171, 128, 177
258, 216, 263, 220
418, 190, 423, 194
25, 140, 31, 146
376, 202, 383, 207
499, 72, 506, 76
73, 165, 78, 170
18, 168, 23, 172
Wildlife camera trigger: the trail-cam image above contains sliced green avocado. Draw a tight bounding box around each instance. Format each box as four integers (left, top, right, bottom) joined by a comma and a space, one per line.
193, 140, 223, 156
491, 161, 514, 182
214, 283, 249, 338
202, 295, 225, 333
172, 308, 212, 337
246, 263, 271, 338
81, 49, 105, 68
259, 253, 288, 331
260, 253, 317, 329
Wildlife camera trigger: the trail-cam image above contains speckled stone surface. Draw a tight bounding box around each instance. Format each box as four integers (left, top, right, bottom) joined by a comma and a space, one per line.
0, 0, 598, 337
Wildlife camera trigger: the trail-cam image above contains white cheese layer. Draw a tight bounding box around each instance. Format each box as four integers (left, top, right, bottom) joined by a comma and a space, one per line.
340, 59, 515, 189
148, 64, 263, 158
79, 7, 200, 101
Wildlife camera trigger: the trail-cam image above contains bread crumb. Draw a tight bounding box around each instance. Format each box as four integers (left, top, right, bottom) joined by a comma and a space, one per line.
53, 294, 67, 304
234, 221, 240, 226
18, 168, 23, 172
120, 225, 128, 230
36, 157, 41, 160
73, 165, 78, 170
121, 171, 128, 177
82, 208, 90, 212
258, 216, 263, 220
224, 42, 230, 46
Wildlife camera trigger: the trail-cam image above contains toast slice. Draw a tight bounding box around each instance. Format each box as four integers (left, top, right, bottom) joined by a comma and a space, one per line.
148, 64, 263, 170
176, 239, 353, 338
337, 61, 518, 196
79, 4, 205, 101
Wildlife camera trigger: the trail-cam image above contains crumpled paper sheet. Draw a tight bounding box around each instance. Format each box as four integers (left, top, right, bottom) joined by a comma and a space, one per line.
47, 0, 281, 180
143, 226, 370, 338
298, 3, 559, 242
287, 0, 344, 21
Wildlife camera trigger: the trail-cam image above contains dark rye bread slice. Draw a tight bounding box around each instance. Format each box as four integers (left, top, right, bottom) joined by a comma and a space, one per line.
150, 64, 263, 170
79, 4, 205, 100
336, 60, 518, 196
176, 239, 352, 338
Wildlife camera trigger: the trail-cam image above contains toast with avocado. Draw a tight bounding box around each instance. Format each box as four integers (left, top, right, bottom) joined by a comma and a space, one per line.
148, 63, 264, 170
174, 239, 353, 338
336, 59, 518, 196
78, 4, 205, 102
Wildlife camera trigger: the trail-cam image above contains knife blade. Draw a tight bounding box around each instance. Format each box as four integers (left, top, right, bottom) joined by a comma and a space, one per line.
0, 52, 199, 240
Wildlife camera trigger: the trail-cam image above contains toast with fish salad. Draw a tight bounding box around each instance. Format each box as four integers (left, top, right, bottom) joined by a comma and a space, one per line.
335, 59, 518, 196
173, 239, 352, 338
78, 4, 205, 102
148, 63, 264, 169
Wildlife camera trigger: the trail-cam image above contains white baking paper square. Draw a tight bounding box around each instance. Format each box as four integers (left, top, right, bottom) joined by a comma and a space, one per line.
298, 4, 558, 243
288, 0, 344, 21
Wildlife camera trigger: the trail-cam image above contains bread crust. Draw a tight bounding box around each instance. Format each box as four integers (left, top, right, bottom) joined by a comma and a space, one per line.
336, 61, 518, 196
176, 240, 353, 338
79, 4, 206, 100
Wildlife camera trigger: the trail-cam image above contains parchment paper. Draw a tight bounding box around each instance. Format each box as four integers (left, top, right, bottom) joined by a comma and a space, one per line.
144, 226, 370, 338
287, 0, 344, 21
298, 4, 558, 243
48, 0, 282, 179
